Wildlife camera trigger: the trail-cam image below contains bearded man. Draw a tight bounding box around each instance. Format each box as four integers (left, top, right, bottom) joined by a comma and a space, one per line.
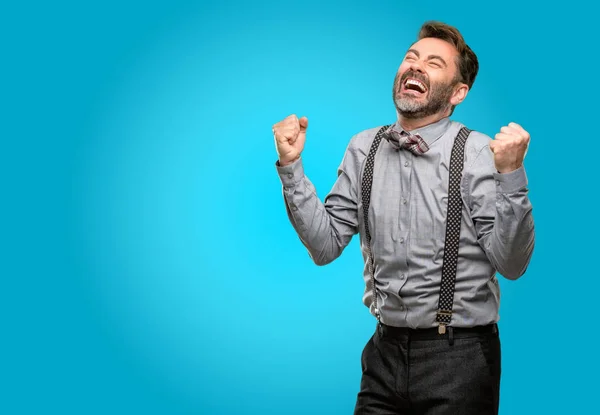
272, 21, 535, 415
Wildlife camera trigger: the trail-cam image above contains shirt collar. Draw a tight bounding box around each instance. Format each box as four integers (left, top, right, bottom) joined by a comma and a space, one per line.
388, 116, 451, 148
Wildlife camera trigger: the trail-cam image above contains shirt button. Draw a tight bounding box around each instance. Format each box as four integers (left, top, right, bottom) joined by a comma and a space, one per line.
288, 173, 294, 179
495, 180, 500, 185
399, 237, 405, 244
404, 161, 410, 167
290, 205, 297, 211
400, 273, 405, 279
399, 305, 405, 311
402, 198, 407, 205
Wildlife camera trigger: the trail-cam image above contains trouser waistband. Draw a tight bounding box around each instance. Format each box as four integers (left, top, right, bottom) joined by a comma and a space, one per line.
378, 322, 498, 341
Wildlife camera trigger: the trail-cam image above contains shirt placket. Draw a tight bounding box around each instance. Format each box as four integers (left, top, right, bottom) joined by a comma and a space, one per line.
396, 150, 412, 312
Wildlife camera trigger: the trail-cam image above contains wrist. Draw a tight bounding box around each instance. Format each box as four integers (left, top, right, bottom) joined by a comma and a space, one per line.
497, 163, 523, 174
279, 155, 300, 167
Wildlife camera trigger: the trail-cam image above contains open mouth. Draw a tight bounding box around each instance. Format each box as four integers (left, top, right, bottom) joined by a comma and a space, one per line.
402, 78, 428, 95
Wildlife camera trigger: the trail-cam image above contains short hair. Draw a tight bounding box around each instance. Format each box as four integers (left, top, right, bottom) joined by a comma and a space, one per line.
417, 21, 479, 89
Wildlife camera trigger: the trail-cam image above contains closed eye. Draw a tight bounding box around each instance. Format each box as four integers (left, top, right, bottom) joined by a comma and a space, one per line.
427, 55, 447, 68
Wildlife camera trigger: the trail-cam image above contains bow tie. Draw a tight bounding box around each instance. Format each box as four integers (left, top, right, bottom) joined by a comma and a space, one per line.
384, 128, 430, 155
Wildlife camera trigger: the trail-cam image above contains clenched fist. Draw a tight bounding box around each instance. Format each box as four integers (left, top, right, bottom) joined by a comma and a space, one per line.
272, 114, 308, 166
489, 122, 530, 173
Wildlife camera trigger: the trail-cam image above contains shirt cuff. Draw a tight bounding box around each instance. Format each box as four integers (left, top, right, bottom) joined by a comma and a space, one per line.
493, 166, 528, 193
275, 157, 304, 187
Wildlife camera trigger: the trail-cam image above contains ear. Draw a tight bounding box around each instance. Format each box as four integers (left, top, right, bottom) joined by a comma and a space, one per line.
450, 83, 469, 106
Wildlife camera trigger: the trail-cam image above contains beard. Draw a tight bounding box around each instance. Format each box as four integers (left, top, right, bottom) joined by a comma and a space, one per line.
392, 70, 458, 119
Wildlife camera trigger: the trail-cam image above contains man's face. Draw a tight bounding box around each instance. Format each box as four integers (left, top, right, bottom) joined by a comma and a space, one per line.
393, 37, 463, 119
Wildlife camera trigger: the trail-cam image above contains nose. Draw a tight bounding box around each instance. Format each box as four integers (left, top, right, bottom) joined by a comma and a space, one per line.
409, 60, 425, 73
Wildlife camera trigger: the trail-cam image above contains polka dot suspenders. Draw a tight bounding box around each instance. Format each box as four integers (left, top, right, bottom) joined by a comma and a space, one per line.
361, 125, 471, 334
361, 125, 391, 323
434, 127, 471, 333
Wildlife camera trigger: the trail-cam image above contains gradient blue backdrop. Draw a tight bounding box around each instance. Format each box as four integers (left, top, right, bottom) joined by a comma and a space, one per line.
2, 0, 597, 413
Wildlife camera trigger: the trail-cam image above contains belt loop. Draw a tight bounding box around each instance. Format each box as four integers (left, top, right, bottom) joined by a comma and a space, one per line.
448, 326, 454, 346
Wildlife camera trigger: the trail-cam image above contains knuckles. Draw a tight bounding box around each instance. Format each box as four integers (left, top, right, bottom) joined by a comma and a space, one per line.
273, 115, 300, 136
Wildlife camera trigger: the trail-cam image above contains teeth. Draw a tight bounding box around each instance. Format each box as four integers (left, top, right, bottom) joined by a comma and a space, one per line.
405, 79, 426, 92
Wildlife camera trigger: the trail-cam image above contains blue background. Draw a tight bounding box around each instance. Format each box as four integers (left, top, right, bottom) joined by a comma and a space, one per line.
2, 0, 597, 413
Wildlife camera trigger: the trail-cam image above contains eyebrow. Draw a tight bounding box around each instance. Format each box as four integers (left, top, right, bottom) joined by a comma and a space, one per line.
406, 49, 448, 67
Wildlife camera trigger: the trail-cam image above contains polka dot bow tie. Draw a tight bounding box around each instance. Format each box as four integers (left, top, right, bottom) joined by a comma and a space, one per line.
384, 128, 430, 155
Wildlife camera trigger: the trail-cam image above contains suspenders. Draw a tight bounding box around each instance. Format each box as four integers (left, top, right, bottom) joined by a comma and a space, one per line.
360, 125, 392, 323
361, 124, 472, 333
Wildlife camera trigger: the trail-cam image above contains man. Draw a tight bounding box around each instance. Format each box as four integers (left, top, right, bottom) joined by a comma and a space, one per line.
272, 21, 534, 414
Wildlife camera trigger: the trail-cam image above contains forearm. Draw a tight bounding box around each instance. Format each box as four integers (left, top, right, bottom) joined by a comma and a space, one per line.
277, 157, 358, 265
482, 167, 535, 280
